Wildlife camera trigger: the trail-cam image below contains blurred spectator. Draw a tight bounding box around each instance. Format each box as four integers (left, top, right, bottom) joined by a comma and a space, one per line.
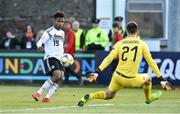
35, 29, 44, 43
111, 23, 123, 49
111, 23, 123, 74
72, 21, 85, 51
64, 21, 84, 85
0, 31, 20, 49
85, 18, 109, 51
108, 16, 125, 41
21, 25, 37, 50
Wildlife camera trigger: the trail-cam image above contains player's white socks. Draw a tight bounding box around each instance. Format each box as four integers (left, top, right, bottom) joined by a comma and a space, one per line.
37, 79, 53, 94
45, 83, 59, 98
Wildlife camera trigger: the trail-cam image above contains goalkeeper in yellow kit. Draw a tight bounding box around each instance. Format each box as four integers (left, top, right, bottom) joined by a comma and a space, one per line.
77, 22, 172, 107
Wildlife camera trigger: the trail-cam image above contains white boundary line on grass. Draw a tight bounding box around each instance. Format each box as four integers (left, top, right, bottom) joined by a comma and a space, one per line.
1, 103, 179, 114
0, 104, 113, 113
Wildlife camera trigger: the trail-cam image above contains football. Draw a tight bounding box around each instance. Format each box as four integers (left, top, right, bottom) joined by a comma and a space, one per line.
60, 53, 74, 67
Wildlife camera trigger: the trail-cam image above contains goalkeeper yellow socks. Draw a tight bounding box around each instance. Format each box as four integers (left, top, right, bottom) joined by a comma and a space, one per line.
143, 83, 152, 101
89, 91, 106, 100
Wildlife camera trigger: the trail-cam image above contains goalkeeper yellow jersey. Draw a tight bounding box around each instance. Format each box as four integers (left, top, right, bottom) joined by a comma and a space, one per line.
98, 36, 161, 78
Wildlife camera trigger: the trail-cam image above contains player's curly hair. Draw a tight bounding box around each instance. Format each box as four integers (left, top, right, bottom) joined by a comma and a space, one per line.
53, 11, 65, 19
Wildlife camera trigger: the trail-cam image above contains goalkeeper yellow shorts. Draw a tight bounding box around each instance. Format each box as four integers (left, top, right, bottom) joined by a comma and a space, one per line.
108, 72, 149, 92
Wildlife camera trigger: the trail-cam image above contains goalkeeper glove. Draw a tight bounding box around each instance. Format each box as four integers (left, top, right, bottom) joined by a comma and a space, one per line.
158, 76, 173, 91
87, 68, 101, 83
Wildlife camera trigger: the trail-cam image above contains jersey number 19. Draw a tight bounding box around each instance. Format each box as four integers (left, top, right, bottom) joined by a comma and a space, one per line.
53, 40, 59, 46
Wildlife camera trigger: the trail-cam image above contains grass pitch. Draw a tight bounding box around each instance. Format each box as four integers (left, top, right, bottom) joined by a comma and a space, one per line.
0, 85, 180, 114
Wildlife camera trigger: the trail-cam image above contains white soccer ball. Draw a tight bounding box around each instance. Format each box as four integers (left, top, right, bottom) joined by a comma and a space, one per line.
60, 53, 74, 67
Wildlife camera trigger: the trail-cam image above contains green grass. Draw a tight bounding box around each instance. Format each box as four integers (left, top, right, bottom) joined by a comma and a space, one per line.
0, 85, 180, 114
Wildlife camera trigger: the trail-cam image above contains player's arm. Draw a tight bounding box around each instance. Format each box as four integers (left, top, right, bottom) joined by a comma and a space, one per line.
143, 43, 172, 90
143, 43, 161, 77
88, 42, 119, 82
98, 44, 118, 71
36, 31, 49, 51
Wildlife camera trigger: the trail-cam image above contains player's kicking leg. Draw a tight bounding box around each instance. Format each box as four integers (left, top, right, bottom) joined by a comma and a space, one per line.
32, 58, 64, 103
143, 74, 162, 104
32, 70, 63, 102
42, 70, 63, 103
32, 78, 53, 101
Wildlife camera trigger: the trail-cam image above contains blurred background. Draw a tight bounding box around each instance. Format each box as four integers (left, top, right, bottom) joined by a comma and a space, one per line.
0, 0, 180, 86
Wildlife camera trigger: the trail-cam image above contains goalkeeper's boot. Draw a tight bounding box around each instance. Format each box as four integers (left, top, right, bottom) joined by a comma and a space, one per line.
32, 92, 41, 101
145, 91, 162, 104
42, 97, 50, 103
77, 94, 90, 107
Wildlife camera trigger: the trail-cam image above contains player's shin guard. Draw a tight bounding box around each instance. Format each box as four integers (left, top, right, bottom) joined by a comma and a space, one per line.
143, 82, 152, 101
89, 91, 106, 100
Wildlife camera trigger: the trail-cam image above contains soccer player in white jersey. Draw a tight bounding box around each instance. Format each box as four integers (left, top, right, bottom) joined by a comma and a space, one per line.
32, 11, 65, 103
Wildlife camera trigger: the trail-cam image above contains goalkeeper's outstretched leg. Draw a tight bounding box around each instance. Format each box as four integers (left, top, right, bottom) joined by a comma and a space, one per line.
77, 89, 116, 107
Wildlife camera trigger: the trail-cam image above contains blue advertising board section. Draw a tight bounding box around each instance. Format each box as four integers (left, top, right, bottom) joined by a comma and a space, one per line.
0, 51, 180, 85
0, 51, 95, 81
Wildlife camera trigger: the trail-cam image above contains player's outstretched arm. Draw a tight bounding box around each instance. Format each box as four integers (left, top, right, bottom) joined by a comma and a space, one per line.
98, 42, 119, 71
143, 44, 161, 78
87, 42, 120, 83
87, 51, 117, 83
142, 43, 173, 91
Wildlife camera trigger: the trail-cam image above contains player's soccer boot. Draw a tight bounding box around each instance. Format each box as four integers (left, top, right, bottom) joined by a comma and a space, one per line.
77, 94, 90, 107
32, 92, 41, 101
42, 97, 50, 103
145, 91, 162, 104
